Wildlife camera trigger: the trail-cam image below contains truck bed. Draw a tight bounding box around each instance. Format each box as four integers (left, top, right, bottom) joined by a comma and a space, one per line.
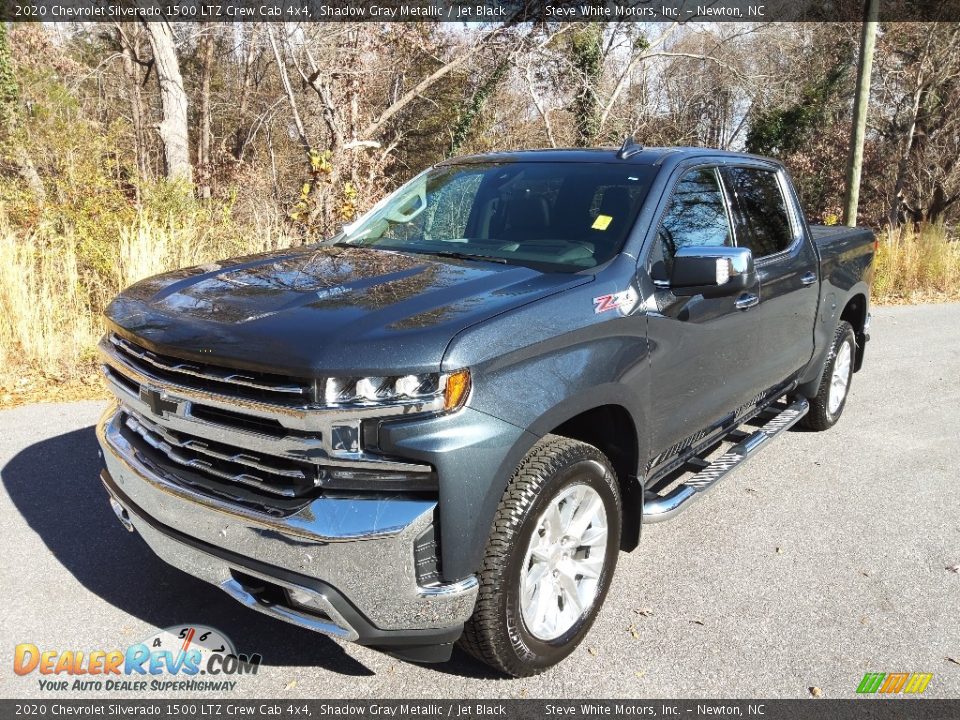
809, 224, 875, 248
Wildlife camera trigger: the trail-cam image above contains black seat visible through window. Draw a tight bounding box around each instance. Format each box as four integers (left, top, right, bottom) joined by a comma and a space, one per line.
498, 195, 551, 241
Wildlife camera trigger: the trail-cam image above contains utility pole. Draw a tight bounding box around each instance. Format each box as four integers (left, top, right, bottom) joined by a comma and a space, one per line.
843, 0, 880, 226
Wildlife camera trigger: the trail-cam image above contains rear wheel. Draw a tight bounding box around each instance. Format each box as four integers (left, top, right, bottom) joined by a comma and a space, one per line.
802, 320, 856, 431
458, 435, 621, 677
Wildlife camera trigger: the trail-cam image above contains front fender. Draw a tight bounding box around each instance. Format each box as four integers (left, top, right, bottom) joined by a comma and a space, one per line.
421, 281, 651, 577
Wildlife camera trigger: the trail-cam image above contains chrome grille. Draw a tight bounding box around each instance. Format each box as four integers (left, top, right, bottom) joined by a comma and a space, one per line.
122, 410, 318, 498
109, 333, 312, 404
99, 331, 436, 507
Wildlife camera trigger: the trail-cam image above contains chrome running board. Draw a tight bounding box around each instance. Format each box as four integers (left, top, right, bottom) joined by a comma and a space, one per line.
643, 397, 809, 523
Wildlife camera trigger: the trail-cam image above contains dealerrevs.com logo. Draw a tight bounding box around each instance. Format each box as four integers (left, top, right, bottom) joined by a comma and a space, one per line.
14, 625, 262, 693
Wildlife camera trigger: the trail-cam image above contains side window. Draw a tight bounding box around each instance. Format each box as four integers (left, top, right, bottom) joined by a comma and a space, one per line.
653, 167, 733, 277
725, 167, 792, 257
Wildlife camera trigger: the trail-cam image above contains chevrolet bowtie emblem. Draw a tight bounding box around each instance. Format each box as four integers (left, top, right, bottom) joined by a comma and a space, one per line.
139, 386, 178, 417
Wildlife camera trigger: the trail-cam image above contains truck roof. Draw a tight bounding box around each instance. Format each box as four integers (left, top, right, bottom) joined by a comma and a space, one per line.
438, 146, 780, 168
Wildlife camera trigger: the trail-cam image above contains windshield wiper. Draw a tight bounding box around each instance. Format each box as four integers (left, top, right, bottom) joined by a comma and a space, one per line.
419, 250, 510, 265
333, 244, 512, 265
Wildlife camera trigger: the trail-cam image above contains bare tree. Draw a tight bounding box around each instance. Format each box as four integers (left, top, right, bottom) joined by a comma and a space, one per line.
116, 23, 149, 183
197, 23, 215, 198
142, 20, 191, 182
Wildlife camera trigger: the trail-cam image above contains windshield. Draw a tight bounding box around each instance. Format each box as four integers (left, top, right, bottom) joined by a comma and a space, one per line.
334, 161, 655, 272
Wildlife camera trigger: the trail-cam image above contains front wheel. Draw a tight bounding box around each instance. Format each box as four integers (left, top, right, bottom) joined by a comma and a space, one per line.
802, 320, 856, 431
458, 435, 621, 677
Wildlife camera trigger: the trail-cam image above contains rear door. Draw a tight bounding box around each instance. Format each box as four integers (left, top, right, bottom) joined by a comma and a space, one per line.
645, 166, 762, 460
721, 165, 818, 392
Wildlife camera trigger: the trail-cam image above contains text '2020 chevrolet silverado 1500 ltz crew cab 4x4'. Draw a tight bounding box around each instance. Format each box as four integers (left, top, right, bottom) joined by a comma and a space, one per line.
97, 143, 874, 676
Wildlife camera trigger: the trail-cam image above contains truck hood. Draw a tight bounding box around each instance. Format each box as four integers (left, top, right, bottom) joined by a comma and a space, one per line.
105, 245, 591, 376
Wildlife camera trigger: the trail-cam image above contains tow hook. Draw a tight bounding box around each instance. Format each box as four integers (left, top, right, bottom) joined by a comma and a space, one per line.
109, 497, 135, 533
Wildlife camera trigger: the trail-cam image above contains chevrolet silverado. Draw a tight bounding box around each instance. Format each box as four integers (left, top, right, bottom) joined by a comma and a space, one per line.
97, 142, 875, 676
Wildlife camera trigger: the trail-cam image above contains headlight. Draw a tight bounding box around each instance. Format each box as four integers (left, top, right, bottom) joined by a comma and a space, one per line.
324, 369, 470, 412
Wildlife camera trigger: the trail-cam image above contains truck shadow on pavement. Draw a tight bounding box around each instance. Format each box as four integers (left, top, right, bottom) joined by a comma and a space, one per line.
2, 424, 502, 681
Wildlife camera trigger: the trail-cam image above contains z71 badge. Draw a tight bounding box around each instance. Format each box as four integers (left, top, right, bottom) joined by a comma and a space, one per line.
593, 288, 640, 315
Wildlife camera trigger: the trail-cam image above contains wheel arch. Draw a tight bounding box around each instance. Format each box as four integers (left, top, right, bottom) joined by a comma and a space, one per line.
478, 389, 648, 571
840, 292, 868, 371
798, 280, 870, 397
548, 404, 644, 552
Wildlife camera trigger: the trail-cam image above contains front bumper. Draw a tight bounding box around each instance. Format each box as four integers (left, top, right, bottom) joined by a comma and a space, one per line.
96, 405, 478, 659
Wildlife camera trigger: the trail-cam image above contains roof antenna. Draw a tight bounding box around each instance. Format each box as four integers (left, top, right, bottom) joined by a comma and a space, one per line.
617, 135, 643, 160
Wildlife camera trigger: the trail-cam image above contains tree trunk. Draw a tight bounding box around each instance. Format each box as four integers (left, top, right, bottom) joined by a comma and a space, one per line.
448, 59, 509, 158
570, 25, 603, 147
142, 21, 192, 183
266, 26, 310, 155
842, 0, 878, 227
887, 79, 923, 227
116, 24, 148, 185
230, 26, 259, 162
198, 23, 215, 198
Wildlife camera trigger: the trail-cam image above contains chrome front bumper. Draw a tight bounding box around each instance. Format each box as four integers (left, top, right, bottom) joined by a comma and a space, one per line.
96, 405, 478, 644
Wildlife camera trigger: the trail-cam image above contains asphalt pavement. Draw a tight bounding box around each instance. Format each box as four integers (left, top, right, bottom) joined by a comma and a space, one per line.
1, 303, 958, 699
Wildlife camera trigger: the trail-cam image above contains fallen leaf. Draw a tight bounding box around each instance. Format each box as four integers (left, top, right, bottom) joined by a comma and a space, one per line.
517, 688, 528, 698
628, 624, 640, 639
690, 619, 705, 626
946, 657, 960, 666
588, 646, 598, 656
946, 564, 960, 574
284, 680, 298, 690
634, 607, 654, 617
635, 670, 647, 679
860, 616, 870, 625
809, 687, 823, 698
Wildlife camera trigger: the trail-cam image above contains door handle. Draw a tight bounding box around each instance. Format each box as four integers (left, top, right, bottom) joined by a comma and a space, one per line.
801, 271, 817, 286
735, 293, 759, 310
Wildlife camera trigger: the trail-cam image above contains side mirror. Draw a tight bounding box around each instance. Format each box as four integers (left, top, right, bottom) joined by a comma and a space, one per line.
669, 246, 756, 298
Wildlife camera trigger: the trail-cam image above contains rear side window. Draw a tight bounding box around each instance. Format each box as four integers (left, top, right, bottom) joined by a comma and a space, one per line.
725, 167, 793, 257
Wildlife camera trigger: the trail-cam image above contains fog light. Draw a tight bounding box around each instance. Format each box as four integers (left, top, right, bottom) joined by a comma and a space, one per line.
286, 586, 330, 615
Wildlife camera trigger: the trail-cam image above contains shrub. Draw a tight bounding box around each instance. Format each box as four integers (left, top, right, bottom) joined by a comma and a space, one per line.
872, 225, 960, 304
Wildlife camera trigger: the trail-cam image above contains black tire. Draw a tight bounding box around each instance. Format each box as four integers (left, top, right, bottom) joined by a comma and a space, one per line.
458, 434, 621, 677
801, 320, 856, 431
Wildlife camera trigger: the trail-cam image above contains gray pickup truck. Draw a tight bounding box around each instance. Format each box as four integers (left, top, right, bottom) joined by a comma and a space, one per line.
97, 143, 874, 677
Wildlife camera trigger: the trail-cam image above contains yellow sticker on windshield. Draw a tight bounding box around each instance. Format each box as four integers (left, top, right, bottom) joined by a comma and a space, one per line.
592, 214, 613, 230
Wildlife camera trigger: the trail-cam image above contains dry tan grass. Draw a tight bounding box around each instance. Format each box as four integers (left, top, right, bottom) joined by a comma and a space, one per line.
0, 228, 100, 377
0, 212, 294, 406
872, 225, 960, 305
